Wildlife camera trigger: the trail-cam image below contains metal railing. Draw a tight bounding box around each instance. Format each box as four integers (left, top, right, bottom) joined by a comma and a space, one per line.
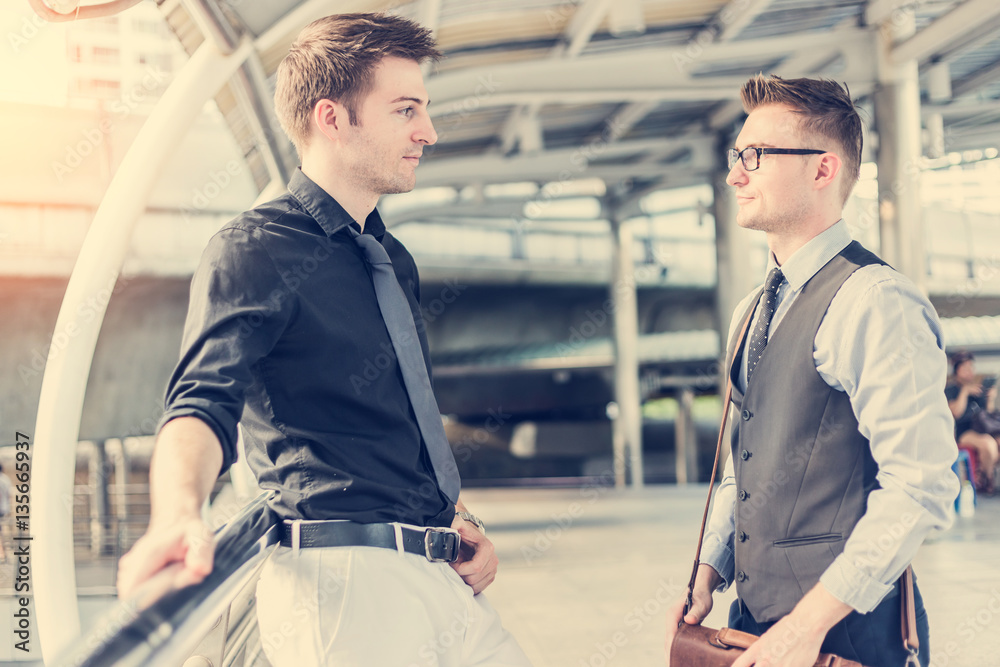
55, 493, 279, 667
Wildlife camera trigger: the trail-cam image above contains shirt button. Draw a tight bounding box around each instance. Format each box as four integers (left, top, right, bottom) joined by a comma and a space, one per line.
737, 571, 747, 582
739, 531, 748, 542
740, 450, 751, 461
741, 410, 752, 421
739, 490, 749, 501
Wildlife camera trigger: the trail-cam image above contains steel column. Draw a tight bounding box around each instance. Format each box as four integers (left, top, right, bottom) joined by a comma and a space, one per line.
609, 208, 643, 488
874, 8, 926, 289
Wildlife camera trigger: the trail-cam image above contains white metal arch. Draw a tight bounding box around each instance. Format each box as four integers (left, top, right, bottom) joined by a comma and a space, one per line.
31, 36, 254, 660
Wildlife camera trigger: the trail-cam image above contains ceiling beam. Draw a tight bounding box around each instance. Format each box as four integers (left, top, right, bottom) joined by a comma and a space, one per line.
498, 103, 543, 155
428, 28, 874, 108
181, 0, 241, 53
254, 0, 387, 67
952, 57, 1000, 99
939, 121, 1000, 152
593, 0, 776, 144
892, 0, 1000, 65
588, 101, 661, 143
557, 0, 615, 58
385, 201, 529, 226
713, 0, 777, 42
923, 99, 1000, 119
415, 0, 443, 76
865, 0, 908, 27
938, 14, 1000, 65
233, 54, 293, 185
608, 0, 645, 36
706, 22, 855, 134
430, 80, 878, 118
415, 137, 716, 188
181, 0, 292, 188
498, 0, 614, 154
415, 0, 442, 34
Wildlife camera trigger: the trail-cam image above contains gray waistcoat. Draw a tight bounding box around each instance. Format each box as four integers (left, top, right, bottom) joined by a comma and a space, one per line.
725, 241, 884, 623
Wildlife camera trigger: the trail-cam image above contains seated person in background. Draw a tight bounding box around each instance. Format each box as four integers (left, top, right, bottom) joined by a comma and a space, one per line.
946, 350, 1000, 492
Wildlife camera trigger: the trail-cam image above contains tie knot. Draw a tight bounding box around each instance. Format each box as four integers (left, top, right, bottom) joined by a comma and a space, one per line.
351, 228, 392, 265
764, 268, 783, 295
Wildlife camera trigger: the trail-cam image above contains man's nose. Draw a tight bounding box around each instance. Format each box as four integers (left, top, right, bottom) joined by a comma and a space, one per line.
726, 161, 747, 187
414, 113, 438, 146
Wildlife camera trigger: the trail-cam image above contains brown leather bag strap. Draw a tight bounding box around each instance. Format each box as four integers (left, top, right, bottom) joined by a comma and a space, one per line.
901, 565, 920, 665
683, 306, 755, 616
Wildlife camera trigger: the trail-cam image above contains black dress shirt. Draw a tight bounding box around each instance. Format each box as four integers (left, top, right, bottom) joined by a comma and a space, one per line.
159, 169, 455, 527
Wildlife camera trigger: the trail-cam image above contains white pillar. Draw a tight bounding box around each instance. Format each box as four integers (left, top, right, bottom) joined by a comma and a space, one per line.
674, 387, 696, 485
712, 134, 756, 482
609, 211, 643, 488
712, 136, 764, 354
31, 37, 253, 660
713, 134, 757, 354
926, 113, 946, 159
88, 440, 110, 558
874, 8, 926, 289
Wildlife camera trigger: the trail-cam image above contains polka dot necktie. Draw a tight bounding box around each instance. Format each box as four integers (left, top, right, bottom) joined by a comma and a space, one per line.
746, 268, 784, 385
351, 228, 461, 504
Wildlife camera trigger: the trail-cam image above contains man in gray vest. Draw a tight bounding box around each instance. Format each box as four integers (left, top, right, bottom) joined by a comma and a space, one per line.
665, 75, 958, 666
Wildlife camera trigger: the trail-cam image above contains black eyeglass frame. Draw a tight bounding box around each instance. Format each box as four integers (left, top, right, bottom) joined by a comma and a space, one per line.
727, 147, 827, 171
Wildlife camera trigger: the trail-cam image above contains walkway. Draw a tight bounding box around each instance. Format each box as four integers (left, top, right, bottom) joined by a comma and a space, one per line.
470, 485, 1000, 667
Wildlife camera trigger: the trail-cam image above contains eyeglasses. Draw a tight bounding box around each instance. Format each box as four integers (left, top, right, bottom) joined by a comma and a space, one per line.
727, 147, 826, 171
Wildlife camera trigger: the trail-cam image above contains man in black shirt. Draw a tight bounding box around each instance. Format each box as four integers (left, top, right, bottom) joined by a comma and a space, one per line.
117, 13, 530, 666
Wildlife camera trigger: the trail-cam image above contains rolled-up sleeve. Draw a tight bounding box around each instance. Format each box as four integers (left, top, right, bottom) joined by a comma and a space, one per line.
816, 269, 959, 612
701, 452, 737, 591
158, 226, 296, 475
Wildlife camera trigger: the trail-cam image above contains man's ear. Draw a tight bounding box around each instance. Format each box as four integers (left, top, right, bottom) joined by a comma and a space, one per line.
813, 152, 842, 192
311, 98, 345, 144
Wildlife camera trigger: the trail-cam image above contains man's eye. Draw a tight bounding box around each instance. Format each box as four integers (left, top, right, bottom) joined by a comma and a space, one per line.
399, 107, 414, 116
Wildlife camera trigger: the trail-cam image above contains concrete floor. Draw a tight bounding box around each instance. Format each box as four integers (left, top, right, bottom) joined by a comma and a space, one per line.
1, 485, 996, 666
467, 485, 1000, 667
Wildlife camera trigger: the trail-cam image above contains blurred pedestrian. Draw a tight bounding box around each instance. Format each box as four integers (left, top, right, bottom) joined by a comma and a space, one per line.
946, 350, 1000, 492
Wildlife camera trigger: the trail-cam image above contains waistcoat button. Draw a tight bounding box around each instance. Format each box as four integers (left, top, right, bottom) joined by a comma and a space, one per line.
737, 571, 747, 582
740, 450, 750, 461
739, 489, 749, 501
741, 410, 752, 421
738, 531, 748, 542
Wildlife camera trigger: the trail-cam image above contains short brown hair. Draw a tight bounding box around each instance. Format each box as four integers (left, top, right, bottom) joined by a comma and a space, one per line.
740, 74, 863, 203
274, 13, 441, 155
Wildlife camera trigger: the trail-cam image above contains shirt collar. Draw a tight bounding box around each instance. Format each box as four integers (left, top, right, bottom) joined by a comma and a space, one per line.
287, 168, 386, 240
766, 219, 852, 292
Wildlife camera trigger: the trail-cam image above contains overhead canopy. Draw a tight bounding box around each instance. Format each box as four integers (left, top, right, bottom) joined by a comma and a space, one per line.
154, 0, 1000, 208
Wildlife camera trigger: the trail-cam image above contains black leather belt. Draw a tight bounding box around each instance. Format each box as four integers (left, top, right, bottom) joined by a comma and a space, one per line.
279, 520, 462, 563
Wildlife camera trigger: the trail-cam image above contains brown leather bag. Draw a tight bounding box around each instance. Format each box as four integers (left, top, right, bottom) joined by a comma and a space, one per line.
668, 308, 920, 667
670, 624, 864, 666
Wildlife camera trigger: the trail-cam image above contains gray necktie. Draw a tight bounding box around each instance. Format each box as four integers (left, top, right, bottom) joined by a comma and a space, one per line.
350, 228, 461, 504
746, 268, 784, 385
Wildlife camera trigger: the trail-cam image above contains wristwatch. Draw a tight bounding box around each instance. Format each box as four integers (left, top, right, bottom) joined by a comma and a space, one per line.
456, 511, 486, 534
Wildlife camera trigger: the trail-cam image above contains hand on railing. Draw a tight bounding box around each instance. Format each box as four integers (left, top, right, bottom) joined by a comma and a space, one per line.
116, 517, 215, 607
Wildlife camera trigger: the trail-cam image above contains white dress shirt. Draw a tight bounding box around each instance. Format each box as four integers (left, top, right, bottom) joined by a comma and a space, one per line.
701, 219, 959, 613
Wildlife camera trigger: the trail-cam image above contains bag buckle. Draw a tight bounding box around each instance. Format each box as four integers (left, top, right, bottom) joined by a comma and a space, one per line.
424, 527, 461, 562
904, 645, 920, 667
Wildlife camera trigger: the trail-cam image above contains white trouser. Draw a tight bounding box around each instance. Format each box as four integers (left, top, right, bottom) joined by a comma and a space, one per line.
255, 536, 532, 666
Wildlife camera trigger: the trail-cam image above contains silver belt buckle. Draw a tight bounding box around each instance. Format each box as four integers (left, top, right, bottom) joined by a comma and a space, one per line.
424, 527, 461, 562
